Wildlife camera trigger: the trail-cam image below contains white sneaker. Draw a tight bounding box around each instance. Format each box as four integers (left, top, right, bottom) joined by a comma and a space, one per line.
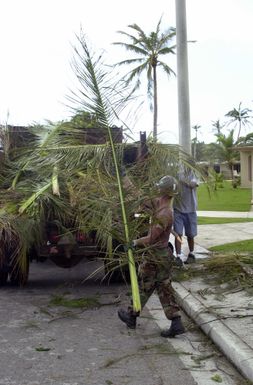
177, 253, 188, 263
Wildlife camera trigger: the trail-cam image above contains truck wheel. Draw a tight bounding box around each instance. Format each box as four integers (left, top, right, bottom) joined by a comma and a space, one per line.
0, 269, 8, 286
9, 256, 29, 287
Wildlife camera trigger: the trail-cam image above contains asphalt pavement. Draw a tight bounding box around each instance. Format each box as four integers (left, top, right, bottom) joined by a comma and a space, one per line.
147, 211, 253, 382
0, 260, 200, 385
0, 210, 252, 384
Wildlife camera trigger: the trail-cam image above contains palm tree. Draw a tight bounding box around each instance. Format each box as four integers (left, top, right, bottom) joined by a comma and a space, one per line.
225, 102, 252, 141
215, 129, 239, 180
113, 18, 176, 140
237, 132, 253, 145
212, 119, 224, 136
192, 124, 201, 159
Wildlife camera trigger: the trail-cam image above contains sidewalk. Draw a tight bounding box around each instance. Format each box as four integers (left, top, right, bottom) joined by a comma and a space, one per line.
198, 210, 253, 218
195, 220, 253, 249
149, 213, 253, 382
179, 216, 253, 381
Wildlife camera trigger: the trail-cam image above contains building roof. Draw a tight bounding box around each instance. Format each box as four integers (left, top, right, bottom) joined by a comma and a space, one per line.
235, 145, 253, 152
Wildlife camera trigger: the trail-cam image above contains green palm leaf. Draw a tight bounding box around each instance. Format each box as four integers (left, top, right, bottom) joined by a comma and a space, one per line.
18, 181, 52, 214
67, 32, 141, 311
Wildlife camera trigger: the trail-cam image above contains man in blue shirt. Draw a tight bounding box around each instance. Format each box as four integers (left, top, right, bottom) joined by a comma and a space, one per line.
173, 164, 199, 264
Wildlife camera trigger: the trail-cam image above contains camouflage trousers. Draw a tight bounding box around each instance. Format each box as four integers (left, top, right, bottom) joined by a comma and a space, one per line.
138, 248, 180, 320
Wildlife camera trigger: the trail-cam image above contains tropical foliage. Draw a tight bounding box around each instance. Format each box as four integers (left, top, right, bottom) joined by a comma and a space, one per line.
0, 32, 206, 310
215, 129, 239, 180
0, 121, 184, 254
0, 117, 193, 294
225, 102, 252, 141
113, 18, 176, 140
237, 131, 253, 145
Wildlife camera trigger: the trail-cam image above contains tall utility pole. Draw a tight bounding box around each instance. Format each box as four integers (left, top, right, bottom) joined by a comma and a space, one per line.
175, 0, 191, 155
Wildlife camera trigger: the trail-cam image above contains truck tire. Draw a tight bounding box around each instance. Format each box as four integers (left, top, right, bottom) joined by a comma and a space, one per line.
0, 269, 8, 286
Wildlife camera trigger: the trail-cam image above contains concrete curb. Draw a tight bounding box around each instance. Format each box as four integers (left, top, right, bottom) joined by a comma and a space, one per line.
172, 281, 253, 382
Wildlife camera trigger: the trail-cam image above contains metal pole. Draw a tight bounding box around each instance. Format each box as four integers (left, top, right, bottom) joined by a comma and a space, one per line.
175, 0, 191, 155
251, 151, 253, 209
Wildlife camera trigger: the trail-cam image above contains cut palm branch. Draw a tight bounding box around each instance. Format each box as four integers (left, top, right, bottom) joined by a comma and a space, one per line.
173, 253, 253, 294
52, 166, 60, 196
68, 32, 141, 311
18, 181, 52, 214
0, 30, 208, 290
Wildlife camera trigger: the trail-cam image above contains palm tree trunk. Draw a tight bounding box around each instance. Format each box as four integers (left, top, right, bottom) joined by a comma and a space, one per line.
237, 120, 242, 141
153, 66, 158, 141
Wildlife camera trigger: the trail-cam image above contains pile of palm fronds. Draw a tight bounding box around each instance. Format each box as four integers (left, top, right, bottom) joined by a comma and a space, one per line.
0, 32, 208, 307
174, 254, 253, 294
201, 253, 253, 290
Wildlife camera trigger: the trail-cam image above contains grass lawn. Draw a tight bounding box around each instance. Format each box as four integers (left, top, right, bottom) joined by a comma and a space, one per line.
197, 180, 252, 211
198, 217, 253, 225
209, 239, 253, 253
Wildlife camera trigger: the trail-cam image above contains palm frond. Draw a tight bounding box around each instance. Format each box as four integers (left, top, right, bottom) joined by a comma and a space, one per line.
159, 62, 176, 77
18, 181, 52, 214
113, 42, 149, 57
67, 32, 141, 311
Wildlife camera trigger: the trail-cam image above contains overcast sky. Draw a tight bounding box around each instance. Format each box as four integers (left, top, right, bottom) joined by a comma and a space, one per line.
0, 0, 253, 144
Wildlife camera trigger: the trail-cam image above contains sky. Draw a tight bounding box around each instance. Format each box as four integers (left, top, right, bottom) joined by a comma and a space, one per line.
0, 0, 253, 144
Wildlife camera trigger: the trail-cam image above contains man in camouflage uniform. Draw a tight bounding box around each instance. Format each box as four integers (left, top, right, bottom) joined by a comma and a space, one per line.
118, 175, 185, 338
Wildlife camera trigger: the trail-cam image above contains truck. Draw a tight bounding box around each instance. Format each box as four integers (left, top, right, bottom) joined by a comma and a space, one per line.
0, 124, 149, 286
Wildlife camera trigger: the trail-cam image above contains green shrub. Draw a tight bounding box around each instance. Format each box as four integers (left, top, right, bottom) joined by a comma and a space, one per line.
214, 172, 224, 189
232, 176, 241, 188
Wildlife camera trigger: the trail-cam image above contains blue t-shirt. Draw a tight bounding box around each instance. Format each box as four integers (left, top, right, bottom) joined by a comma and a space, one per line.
173, 170, 198, 213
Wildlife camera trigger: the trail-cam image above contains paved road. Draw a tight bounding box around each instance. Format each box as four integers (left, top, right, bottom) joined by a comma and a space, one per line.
0, 258, 245, 385
0, 259, 198, 385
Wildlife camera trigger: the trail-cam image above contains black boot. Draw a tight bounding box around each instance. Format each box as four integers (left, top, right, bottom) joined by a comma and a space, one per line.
174, 256, 183, 267
118, 308, 138, 329
161, 316, 185, 338
185, 252, 196, 264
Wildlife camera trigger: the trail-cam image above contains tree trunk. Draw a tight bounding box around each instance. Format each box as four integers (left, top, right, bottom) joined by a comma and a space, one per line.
153, 66, 158, 141
230, 163, 234, 180
237, 120, 242, 141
